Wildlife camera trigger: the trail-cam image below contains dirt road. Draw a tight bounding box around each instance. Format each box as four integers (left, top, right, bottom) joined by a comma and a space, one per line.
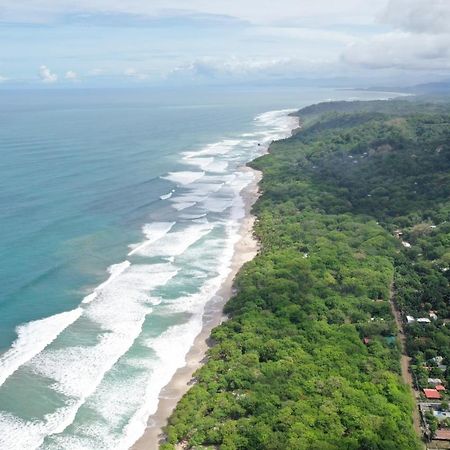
389, 285, 423, 440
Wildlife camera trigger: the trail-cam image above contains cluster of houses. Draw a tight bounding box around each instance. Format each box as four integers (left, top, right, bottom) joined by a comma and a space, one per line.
423, 375, 447, 401
406, 311, 439, 324
421, 376, 450, 446
423, 385, 446, 400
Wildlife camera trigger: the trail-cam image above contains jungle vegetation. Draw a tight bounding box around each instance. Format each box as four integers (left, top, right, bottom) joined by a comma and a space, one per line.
161, 98, 450, 450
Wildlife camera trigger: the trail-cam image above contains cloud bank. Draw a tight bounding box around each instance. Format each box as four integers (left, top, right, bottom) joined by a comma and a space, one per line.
1, 0, 448, 86
342, 0, 450, 73
381, 0, 450, 34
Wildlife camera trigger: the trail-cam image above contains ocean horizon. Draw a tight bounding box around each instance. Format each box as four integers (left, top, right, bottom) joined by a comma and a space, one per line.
0, 86, 397, 449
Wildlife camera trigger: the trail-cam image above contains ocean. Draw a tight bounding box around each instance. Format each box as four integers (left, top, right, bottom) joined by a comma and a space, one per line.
0, 86, 394, 449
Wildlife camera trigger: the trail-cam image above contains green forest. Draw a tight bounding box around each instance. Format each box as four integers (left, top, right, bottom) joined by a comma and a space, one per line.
161, 97, 450, 450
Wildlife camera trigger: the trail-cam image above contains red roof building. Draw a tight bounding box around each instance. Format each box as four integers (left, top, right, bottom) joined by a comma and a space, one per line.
423, 388, 441, 399
435, 384, 446, 391
434, 429, 450, 441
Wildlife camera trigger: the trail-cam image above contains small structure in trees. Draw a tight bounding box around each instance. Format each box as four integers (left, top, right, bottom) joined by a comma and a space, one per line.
424, 389, 442, 400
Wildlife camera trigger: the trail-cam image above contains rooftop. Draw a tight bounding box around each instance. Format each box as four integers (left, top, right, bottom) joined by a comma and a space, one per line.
435, 429, 450, 441
424, 389, 442, 399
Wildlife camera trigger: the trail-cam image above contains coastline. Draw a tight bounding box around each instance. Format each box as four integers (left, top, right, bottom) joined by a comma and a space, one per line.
131, 166, 263, 450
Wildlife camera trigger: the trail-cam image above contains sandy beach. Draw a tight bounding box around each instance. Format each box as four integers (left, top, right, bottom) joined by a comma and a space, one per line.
131, 166, 262, 450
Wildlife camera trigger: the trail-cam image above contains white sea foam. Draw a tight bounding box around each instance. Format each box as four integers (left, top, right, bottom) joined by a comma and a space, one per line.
162, 171, 205, 185
133, 222, 214, 258
206, 160, 229, 173
34, 268, 176, 379
119, 318, 203, 449
188, 181, 224, 193
183, 157, 229, 173
178, 212, 208, 220
57, 316, 205, 450
117, 217, 244, 450
0, 263, 179, 449
170, 201, 196, 211
255, 109, 298, 142
84, 263, 178, 333
128, 222, 175, 256
82, 260, 131, 304
169, 192, 204, 211
201, 196, 233, 213
228, 170, 255, 193
200, 173, 236, 185
20, 243, 237, 450
0, 308, 83, 388
182, 156, 214, 170
0, 403, 80, 450
170, 193, 206, 203
159, 190, 174, 200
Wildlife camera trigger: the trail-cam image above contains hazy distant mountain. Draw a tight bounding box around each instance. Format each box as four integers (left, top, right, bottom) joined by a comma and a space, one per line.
363, 80, 450, 95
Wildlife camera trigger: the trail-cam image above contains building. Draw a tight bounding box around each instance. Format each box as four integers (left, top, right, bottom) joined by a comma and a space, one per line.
417, 317, 431, 324
430, 311, 438, 320
434, 429, 450, 441
433, 410, 450, 421
424, 389, 442, 400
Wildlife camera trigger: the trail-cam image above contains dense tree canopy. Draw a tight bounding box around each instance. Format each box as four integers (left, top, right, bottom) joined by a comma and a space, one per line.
161, 98, 450, 450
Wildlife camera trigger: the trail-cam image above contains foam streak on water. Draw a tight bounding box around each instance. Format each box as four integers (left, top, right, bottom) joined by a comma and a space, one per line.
0, 309, 83, 388
127, 222, 175, 256
0, 109, 298, 450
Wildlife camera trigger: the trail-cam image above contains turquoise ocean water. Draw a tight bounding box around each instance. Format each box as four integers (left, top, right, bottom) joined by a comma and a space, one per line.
0, 87, 394, 449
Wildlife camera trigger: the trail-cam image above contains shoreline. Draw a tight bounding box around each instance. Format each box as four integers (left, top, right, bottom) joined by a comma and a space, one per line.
131, 166, 263, 450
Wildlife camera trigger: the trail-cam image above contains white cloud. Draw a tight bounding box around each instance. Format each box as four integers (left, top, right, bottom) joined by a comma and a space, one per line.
0, 75, 8, 83
342, 0, 450, 73
124, 67, 149, 80
64, 70, 79, 81
170, 56, 334, 81
38, 65, 58, 83
342, 32, 450, 70
380, 0, 450, 34
2, 0, 448, 84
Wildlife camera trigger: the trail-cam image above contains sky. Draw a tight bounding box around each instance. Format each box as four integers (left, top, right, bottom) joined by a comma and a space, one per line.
0, 0, 449, 88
